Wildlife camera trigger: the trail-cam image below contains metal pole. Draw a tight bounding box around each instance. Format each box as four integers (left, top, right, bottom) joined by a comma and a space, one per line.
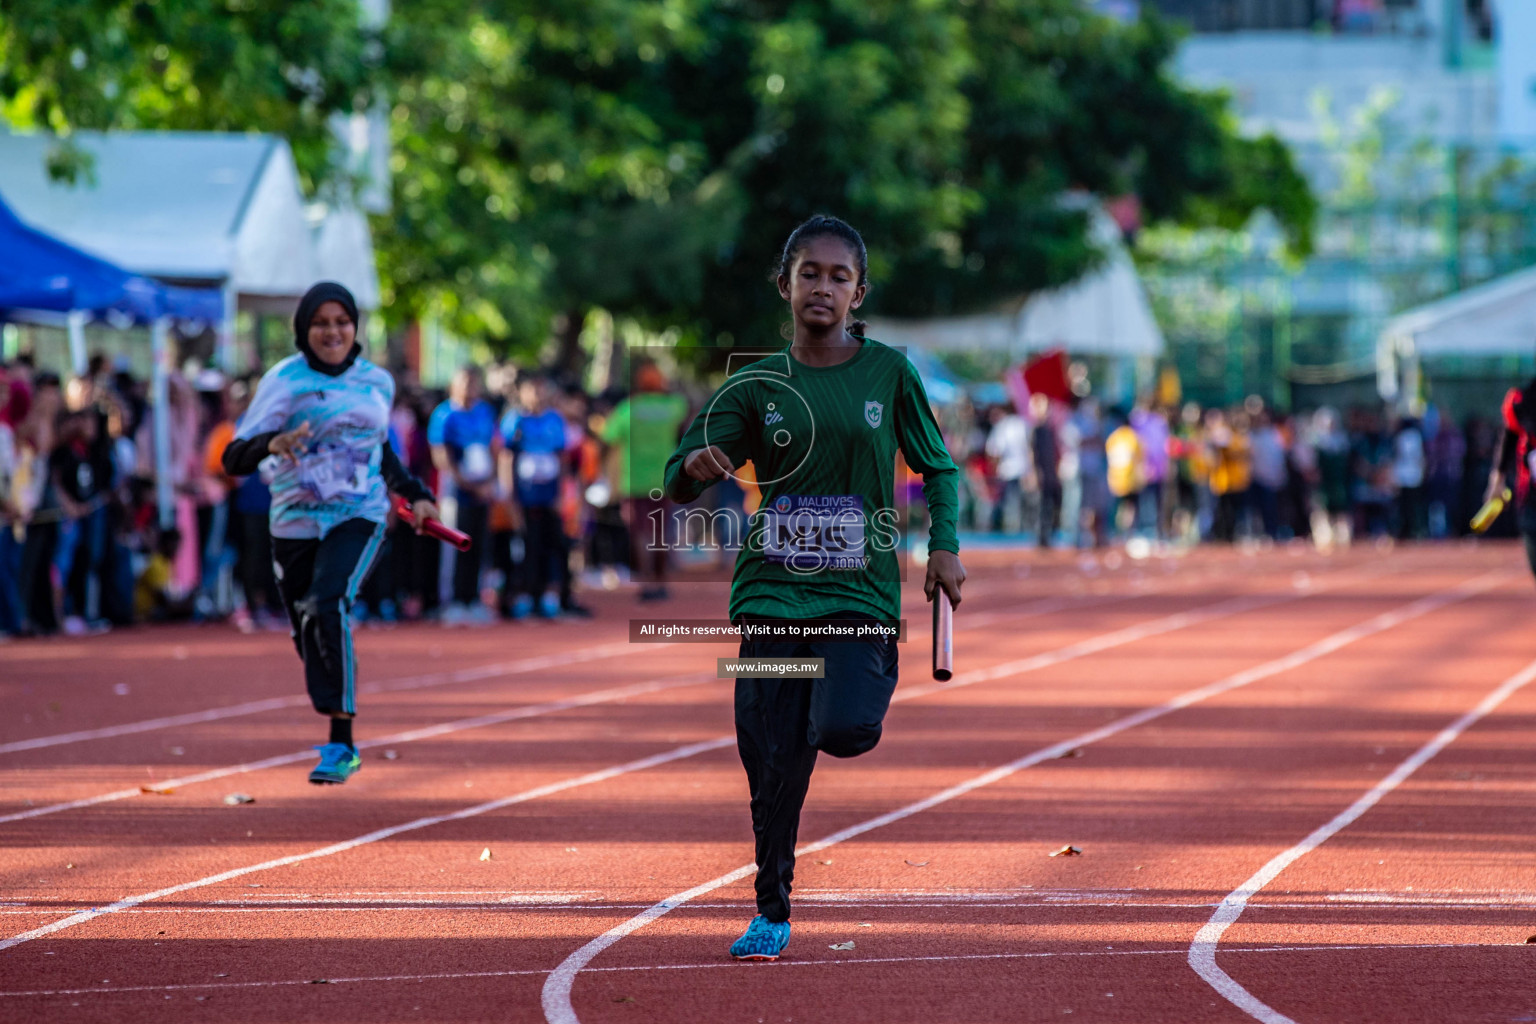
67, 310, 88, 377
151, 316, 175, 530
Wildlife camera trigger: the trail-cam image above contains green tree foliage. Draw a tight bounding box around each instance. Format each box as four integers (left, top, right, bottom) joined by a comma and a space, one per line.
0, 0, 379, 191
2, 0, 1314, 369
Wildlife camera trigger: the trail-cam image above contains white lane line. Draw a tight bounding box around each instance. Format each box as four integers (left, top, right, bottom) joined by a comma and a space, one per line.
540, 570, 1507, 1024
0, 943, 1495, 999
0, 565, 1357, 949
0, 673, 714, 825
1187, 654, 1536, 1024
0, 737, 737, 953
0, 643, 644, 755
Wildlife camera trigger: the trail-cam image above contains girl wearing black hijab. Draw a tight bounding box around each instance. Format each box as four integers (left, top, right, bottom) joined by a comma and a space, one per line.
223, 282, 439, 783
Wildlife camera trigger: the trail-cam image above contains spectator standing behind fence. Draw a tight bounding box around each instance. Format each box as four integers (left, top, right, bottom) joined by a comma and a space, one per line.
1309, 408, 1352, 550
1248, 410, 1288, 540
604, 360, 689, 601
429, 367, 498, 625
1205, 408, 1250, 542
1392, 415, 1427, 539
1104, 410, 1145, 537
1131, 403, 1170, 540
1425, 405, 1464, 538
1028, 394, 1061, 549
984, 405, 1028, 534
501, 373, 571, 619
0, 370, 20, 637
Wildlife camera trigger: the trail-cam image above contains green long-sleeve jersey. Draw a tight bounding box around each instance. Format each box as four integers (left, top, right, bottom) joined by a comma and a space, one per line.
663, 338, 959, 623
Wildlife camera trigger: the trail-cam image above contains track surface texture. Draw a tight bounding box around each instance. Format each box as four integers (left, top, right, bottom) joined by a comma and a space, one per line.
3, 542, 1534, 1024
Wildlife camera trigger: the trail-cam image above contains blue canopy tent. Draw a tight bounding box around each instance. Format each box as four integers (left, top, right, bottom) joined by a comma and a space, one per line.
0, 190, 223, 525
0, 191, 223, 328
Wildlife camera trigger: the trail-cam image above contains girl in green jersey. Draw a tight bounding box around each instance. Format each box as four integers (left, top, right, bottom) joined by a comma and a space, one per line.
664, 216, 966, 960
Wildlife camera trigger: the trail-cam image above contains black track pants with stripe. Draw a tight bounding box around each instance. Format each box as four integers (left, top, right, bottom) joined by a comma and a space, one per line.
734, 621, 899, 923
273, 517, 387, 717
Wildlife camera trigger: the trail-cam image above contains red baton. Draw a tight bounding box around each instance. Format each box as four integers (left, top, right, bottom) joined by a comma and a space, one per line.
932, 589, 953, 681
394, 496, 473, 552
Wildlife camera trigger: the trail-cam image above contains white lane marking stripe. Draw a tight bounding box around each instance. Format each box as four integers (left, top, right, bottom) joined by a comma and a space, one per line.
539, 570, 1507, 1024
1187, 654, 1536, 1024
1, 943, 1495, 999
0, 737, 737, 953
0, 674, 714, 825
0, 642, 646, 755
0, 561, 1439, 953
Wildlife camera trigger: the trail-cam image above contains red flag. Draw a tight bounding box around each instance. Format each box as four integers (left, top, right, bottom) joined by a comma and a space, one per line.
1021, 349, 1072, 404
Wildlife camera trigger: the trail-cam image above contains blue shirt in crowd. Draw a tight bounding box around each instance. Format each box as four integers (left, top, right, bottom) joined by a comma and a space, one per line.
505, 409, 567, 508
426, 399, 497, 498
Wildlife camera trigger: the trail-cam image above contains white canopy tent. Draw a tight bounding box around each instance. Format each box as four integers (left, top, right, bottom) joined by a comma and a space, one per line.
866, 209, 1165, 361
1376, 264, 1536, 404
0, 130, 379, 370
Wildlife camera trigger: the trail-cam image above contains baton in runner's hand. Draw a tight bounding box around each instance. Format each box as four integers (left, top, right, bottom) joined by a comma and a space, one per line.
1470, 488, 1512, 534
933, 588, 953, 681
395, 496, 472, 552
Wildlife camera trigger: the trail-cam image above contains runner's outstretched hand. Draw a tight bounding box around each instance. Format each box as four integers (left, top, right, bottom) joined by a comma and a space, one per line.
925, 549, 966, 608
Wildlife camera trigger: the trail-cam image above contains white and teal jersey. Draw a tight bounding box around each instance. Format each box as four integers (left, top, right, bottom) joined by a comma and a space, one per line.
235, 354, 396, 539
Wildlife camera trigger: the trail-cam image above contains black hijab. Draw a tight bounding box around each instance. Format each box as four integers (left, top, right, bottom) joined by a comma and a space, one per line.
294, 281, 362, 377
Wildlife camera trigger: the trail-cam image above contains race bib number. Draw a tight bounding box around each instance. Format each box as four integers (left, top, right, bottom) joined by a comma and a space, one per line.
461, 443, 494, 483
517, 451, 561, 485
760, 495, 866, 572
296, 447, 371, 502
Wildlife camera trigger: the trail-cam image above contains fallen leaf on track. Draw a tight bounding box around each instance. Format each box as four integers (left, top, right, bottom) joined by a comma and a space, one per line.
223, 793, 255, 806
1057, 748, 1083, 759
904, 859, 928, 867
140, 785, 174, 795
829, 941, 856, 951
613, 996, 636, 1003
479, 848, 492, 862
816, 859, 833, 865
1049, 845, 1083, 857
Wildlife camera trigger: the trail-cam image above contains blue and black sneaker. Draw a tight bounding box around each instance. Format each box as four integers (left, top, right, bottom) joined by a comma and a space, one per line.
729, 915, 791, 961
308, 743, 361, 785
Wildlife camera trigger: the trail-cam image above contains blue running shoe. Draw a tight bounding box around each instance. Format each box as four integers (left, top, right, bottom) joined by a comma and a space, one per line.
729, 915, 790, 960
308, 743, 361, 785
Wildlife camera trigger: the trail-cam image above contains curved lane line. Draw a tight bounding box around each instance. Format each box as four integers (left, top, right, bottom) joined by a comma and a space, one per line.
1187, 654, 1536, 1024
540, 570, 1507, 1024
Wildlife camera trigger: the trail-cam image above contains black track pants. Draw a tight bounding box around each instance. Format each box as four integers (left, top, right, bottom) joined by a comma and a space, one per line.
273, 518, 387, 717
734, 624, 899, 923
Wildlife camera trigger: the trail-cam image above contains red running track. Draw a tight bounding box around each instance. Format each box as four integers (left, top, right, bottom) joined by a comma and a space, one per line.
1, 543, 1534, 1023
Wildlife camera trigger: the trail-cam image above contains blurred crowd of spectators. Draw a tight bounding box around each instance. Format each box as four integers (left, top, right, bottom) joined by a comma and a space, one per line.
0, 352, 696, 639
0, 348, 1509, 641
948, 393, 1500, 550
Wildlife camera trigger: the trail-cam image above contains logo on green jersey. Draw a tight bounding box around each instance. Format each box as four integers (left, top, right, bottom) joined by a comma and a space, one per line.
864, 401, 883, 429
